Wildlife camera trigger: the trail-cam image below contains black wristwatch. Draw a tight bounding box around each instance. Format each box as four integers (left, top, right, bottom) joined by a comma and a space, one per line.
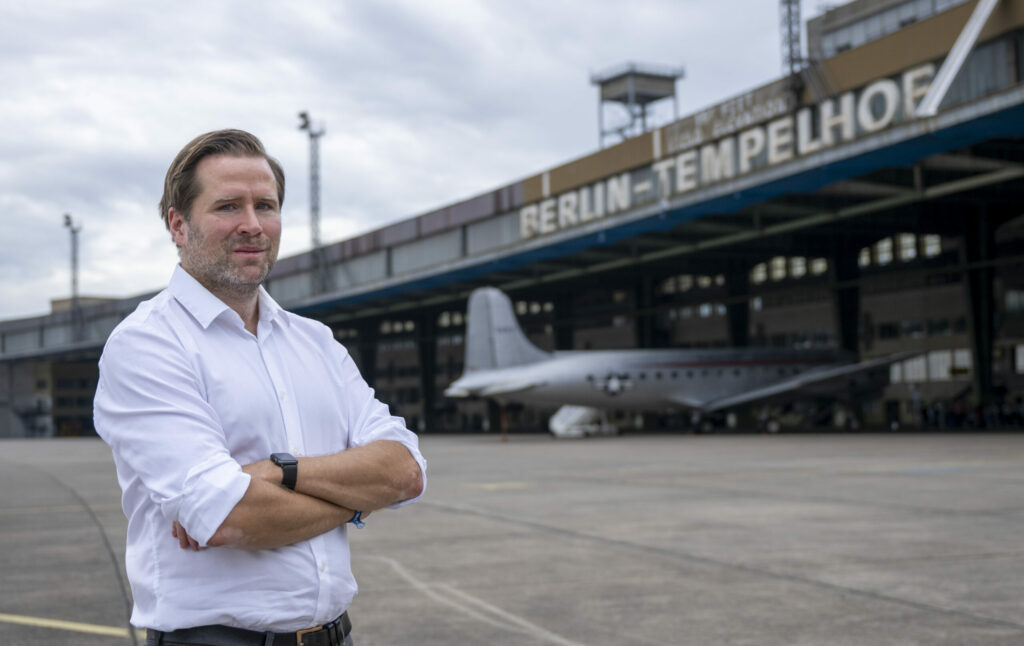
270, 452, 298, 490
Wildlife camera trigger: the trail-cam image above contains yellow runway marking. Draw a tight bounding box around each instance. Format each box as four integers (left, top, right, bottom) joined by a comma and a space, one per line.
0, 612, 141, 639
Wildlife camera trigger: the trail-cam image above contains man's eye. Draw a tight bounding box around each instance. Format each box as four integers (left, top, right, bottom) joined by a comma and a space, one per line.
218, 204, 237, 211
256, 203, 276, 211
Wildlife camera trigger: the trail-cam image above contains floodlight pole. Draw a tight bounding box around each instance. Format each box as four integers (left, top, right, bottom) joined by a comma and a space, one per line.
298, 111, 332, 293
63, 213, 84, 342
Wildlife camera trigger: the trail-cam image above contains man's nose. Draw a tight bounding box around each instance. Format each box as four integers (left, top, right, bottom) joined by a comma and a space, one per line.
237, 204, 263, 235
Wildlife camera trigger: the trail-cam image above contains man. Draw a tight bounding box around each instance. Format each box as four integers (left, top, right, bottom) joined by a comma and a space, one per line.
94, 129, 426, 646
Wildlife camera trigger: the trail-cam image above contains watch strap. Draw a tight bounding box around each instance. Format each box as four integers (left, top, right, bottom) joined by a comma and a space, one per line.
270, 452, 298, 490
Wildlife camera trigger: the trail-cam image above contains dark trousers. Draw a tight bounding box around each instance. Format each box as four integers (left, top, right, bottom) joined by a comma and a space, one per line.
145, 613, 353, 646
145, 637, 353, 646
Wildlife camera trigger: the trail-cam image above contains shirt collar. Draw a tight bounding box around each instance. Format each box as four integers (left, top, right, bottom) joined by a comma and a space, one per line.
168, 265, 288, 331
257, 283, 289, 330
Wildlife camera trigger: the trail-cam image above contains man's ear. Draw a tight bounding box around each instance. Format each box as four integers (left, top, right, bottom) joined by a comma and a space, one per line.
168, 208, 187, 249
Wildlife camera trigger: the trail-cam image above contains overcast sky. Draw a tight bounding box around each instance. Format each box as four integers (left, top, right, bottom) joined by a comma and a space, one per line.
0, 0, 822, 321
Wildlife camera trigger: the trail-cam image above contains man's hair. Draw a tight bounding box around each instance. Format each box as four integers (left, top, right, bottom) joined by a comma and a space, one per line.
159, 129, 286, 230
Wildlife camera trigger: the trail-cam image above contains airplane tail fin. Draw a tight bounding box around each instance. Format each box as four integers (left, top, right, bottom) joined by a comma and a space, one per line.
464, 287, 551, 372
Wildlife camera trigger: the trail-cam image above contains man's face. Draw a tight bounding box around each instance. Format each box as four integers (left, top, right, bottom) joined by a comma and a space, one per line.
169, 154, 281, 300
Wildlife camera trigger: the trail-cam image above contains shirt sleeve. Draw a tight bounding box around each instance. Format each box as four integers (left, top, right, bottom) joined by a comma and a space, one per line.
321, 327, 427, 507
94, 321, 250, 546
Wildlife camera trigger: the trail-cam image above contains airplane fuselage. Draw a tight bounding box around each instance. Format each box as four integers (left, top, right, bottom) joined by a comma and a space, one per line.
447, 348, 846, 410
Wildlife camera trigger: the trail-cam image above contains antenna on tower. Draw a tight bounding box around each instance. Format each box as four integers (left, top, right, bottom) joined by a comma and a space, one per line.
780, 0, 807, 101
298, 111, 332, 294
780, 0, 805, 77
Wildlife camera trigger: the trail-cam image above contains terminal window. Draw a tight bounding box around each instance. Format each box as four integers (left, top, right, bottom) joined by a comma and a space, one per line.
790, 257, 807, 278
1006, 289, 1024, 312
876, 238, 894, 265
928, 350, 952, 381
750, 264, 768, 284
879, 322, 900, 339
899, 234, 917, 261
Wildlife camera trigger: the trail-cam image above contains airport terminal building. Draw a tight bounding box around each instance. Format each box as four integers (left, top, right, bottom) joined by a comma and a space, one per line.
3, 0, 1024, 436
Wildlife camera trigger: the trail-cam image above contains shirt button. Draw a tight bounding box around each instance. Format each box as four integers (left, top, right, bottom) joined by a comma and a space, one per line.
319, 561, 326, 572
278, 390, 287, 401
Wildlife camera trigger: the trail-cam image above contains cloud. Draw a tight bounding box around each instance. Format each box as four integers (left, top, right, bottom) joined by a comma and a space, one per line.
0, 0, 820, 319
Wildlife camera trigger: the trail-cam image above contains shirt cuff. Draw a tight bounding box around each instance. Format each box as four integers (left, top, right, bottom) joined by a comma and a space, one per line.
172, 456, 252, 547
391, 442, 427, 508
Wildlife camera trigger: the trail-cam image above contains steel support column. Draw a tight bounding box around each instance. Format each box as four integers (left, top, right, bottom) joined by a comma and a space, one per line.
726, 260, 751, 347
0, 361, 11, 437
554, 289, 575, 350
353, 319, 380, 389
832, 246, 861, 355
487, 400, 502, 435
417, 308, 438, 434
634, 275, 655, 348
963, 207, 995, 405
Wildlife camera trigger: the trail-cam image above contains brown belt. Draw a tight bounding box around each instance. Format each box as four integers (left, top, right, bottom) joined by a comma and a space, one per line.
146, 611, 351, 646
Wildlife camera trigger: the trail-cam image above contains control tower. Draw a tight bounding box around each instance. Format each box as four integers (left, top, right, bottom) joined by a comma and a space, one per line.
591, 62, 685, 148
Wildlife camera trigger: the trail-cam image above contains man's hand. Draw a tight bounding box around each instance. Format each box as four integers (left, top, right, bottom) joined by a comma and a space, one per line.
171, 520, 202, 551
242, 459, 281, 486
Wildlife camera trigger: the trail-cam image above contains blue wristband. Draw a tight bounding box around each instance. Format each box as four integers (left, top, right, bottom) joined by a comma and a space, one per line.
349, 510, 365, 529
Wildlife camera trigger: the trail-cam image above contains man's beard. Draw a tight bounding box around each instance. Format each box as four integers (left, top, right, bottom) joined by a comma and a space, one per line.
182, 222, 277, 300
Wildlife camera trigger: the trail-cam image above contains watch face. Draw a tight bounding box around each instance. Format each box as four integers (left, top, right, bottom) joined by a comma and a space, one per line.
271, 452, 297, 466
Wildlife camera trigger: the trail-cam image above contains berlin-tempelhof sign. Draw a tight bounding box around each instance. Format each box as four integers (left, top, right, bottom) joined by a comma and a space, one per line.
520, 63, 936, 240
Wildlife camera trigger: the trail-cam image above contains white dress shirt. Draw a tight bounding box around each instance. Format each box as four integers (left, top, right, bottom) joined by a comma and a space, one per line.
94, 266, 426, 632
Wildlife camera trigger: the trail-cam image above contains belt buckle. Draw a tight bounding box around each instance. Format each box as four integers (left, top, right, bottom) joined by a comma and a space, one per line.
295, 624, 324, 646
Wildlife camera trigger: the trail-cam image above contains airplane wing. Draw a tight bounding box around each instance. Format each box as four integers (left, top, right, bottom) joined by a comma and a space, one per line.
444, 379, 547, 398
478, 380, 547, 397
701, 352, 916, 412
665, 393, 711, 409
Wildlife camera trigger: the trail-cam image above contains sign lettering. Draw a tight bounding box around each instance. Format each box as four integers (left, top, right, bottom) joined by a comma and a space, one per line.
520, 63, 936, 240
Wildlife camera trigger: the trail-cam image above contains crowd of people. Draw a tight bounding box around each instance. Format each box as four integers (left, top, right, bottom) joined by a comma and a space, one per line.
917, 396, 1024, 429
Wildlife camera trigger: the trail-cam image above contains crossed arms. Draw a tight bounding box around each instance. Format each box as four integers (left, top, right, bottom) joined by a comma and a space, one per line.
175, 440, 424, 551
96, 317, 425, 554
